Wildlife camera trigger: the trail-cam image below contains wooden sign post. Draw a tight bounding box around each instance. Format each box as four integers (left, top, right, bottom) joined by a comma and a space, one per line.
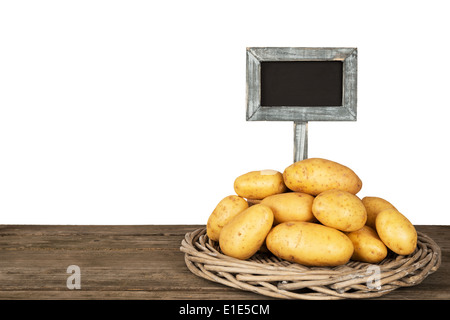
246, 47, 357, 162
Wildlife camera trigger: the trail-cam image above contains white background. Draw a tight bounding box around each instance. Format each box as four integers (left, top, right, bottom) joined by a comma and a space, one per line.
0, 0, 449, 225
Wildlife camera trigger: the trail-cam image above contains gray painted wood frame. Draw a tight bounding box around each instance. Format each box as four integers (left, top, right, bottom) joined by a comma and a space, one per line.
246, 47, 357, 122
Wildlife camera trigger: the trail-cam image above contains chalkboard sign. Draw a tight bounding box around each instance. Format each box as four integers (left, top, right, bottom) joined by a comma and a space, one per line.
246, 47, 357, 122
260, 61, 343, 107
245, 47, 357, 162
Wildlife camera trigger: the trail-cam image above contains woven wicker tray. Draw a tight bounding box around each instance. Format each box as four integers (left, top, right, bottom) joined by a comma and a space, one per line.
180, 227, 441, 300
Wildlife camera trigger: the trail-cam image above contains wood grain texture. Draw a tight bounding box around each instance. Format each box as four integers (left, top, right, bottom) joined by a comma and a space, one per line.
0, 225, 448, 300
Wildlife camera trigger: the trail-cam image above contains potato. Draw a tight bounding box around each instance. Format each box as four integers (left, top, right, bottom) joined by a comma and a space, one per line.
346, 226, 388, 263
266, 221, 354, 267
260, 192, 315, 225
206, 195, 249, 241
283, 158, 362, 196
362, 196, 396, 229
234, 169, 287, 200
375, 208, 417, 255
312, 189, 367, 232
219, 204, 274, 260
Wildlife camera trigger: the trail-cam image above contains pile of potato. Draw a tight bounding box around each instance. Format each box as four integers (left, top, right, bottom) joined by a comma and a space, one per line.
206, 158, 417, 267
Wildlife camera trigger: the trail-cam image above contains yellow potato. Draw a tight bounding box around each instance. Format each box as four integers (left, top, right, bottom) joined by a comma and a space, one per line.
346, 226, 388, 263
266, 221, 354, 267
260, 192, 315, 224
206, 195, 249, 241
283, 158, 362, 196
234, 169, 287, 200
219, 204, 274, 260
362, 196, 396, 229
312, 189, 367, 232
375, 208, 417, 255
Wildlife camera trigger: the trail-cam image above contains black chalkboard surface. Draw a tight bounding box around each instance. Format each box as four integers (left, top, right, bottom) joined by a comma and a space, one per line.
260, 61, 343, 107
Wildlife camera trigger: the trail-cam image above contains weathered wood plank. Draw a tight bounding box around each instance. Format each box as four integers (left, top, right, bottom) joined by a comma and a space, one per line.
0, 224, 448, 300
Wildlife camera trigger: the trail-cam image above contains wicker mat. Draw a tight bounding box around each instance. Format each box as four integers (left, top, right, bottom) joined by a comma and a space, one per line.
180, 227, 441, 300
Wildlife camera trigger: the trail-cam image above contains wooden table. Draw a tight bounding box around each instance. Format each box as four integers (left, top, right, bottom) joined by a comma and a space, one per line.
0, 224, 448, 300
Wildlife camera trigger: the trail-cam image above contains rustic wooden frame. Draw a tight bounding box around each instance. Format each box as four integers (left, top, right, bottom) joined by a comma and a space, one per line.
246, 47, 357, 122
